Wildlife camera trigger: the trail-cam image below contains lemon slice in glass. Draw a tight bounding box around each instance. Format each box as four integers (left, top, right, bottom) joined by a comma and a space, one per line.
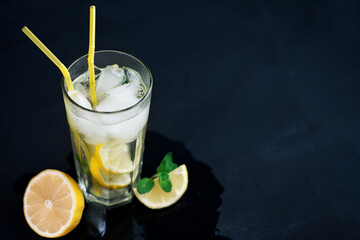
90, 156, 131, 189
93, 140, 134, 174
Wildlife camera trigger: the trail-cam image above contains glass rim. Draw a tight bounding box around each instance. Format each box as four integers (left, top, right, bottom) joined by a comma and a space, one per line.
61, 50, 153, 114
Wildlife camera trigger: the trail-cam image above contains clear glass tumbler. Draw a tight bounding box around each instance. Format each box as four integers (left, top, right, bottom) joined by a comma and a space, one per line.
61, 50, 152, 207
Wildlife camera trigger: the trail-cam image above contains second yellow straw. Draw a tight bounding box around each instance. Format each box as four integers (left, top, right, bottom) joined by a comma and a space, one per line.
88, 5, 97, 106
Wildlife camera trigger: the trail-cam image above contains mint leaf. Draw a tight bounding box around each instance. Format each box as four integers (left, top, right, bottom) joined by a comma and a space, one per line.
75, 154, 81, 163
137, 178, 154, 194
157, 152, 178, 174
83, 163, 90, 176
125, 75, 130, 83
75, 154, 90, 176
158, 172, 172, 192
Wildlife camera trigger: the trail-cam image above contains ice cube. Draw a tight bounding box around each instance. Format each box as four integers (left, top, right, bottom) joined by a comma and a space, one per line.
72, 71, 92, 99
123, 67, 144, 87
96, 65, 126, 98
84, 129, 107, 145
68, 90, 92, 110
66, 108, 107, 145
106, 105, 150, 143
73, 81, 90, 99
95, 83, 144, 112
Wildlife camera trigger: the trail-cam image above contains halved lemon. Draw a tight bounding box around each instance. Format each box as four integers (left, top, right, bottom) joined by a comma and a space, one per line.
134, 164, 188, 209
23, 169, 84, 238
92, 140, 133, 174
89, 156, 131, 189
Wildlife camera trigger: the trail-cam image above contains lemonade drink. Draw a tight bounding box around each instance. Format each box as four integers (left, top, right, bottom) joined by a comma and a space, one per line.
62, 51, 152, 207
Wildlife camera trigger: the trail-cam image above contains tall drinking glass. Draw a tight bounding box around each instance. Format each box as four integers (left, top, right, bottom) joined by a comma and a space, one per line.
61, 50, 152, 207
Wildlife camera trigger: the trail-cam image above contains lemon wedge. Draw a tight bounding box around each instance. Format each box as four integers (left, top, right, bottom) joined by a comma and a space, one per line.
134, 165, 188, 209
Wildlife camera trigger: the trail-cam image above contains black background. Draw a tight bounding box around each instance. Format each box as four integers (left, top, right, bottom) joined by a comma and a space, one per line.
1, 0, 360, 239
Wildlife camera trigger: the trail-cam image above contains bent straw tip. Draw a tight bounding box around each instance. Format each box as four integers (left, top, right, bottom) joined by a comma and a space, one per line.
22, 26, 29, 32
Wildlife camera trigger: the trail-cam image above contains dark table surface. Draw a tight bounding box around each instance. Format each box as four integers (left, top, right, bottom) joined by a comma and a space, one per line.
1, 0, 360, 239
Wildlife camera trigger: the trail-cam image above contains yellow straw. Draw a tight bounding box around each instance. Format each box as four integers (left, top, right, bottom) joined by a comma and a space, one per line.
88, 5, 97, 106
22, 26, 74, 91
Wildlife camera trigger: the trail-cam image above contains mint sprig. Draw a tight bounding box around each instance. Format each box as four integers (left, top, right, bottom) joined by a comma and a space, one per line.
136, 152, 178, 194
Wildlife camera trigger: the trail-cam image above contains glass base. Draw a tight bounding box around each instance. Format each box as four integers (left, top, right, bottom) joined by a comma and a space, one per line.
78, 180, 134, 208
